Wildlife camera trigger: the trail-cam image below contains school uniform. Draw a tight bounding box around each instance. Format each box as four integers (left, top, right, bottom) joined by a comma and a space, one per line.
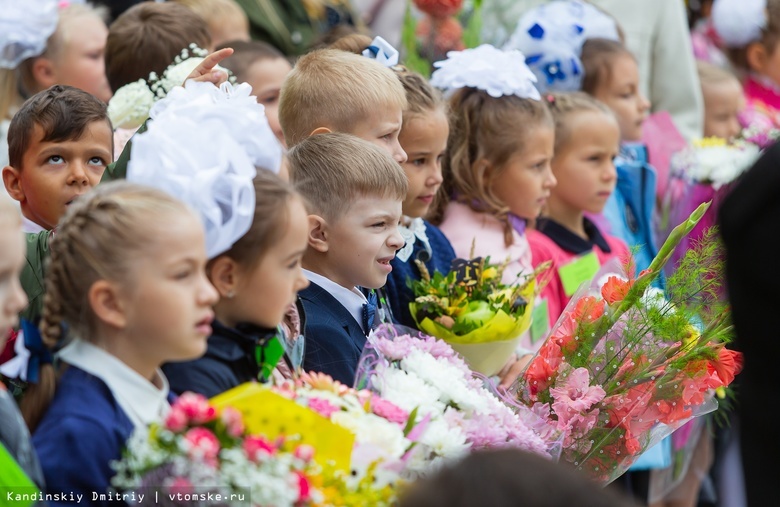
163, 320, 280, 398
33, 341, 171, 506
385, 218, 456, 330
528, 217, 630, 327
300, 270, 371, 386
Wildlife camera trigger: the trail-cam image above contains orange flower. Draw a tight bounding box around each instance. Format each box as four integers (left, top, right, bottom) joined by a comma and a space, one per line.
601, 276, 633, 305
416, 16, 465, 53
707, 346, 743, 387
413, 0, 463, 18
571, 296, 605, 324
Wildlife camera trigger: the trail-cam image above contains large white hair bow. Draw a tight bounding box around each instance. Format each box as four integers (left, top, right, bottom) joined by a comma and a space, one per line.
0, 0, 58, 68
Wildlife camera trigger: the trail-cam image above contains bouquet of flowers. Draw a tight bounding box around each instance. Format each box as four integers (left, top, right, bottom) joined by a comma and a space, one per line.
408, 255, 540, 375
111, 392, 319, 506
107, 44, 233, 129
511, 204, 743, 483
355, 325, 562, 476
660, 137, 760, 272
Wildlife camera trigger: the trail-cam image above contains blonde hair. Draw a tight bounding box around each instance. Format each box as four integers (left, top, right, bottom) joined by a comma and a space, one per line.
287, 132, 408, 221
18, 3, 109, 97
725, 0, 780, 72
170, 0, 249, 42
21, 182, 192, 430
395, 67, 447, 125
697, 60, 741, 88
546, 92, 615, 153
278, 49, 407, 147
431, 89, 553, 245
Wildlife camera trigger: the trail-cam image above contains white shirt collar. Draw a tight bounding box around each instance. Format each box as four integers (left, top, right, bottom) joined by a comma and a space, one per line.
396, 217, 431, 263
58, 340, 170, 431
303, 269, 368, 333
21, 215, 45, 234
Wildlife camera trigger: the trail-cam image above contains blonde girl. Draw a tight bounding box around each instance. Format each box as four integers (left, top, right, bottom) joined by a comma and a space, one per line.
29, 182, 218, 500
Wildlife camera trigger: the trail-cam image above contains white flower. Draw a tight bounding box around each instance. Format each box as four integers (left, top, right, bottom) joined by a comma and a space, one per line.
417, 416, 469, 459
107, 79, 155, 129
331, 410, 409, 460
401, 350, 488, 413
674, 141, 760, 189
430, 44, 541, 100
372, 365, 445, 417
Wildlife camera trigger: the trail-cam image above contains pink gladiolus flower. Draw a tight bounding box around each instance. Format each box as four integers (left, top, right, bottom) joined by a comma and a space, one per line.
184, 427, 220, 462
167, 477, 194, 497
370, 395, 409, 425
175, 392, 217, 424
296, 471, 311, 501
308, 397, 341, 418
551, 368, 605, 430
219, 407, 245, 438
164, 407, 188, 432
244, 435, 276, 462
294, 444, 315, 462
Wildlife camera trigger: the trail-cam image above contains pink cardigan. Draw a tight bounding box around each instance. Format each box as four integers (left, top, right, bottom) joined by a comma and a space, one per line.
528, 218, 631, 327
438, 202, 534, 284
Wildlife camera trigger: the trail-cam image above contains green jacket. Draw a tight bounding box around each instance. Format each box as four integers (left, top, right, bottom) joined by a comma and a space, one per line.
20, 231, 50, 325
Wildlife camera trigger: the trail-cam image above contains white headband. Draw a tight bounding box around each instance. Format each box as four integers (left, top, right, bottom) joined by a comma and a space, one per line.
712, 0, 768, 48
503, 0, 619, 93
0, 0, 58, 69
128, 80, 282, 259
430, 44, 541, 100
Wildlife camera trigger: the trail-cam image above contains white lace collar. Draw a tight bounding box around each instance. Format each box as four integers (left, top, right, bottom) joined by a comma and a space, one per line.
396, 217, 431, 263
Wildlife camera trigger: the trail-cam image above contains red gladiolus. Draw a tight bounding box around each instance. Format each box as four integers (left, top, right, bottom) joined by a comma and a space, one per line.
413, 0, 463, 18
707, 346, 743, 387
601, 276, 633, 305
571, 296, 605, 324
416, 16, 465, 53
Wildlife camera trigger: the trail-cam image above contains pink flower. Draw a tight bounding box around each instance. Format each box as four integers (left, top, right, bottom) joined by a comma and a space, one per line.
370, 395, 409, 425
167, 477, 194, 497
219, 407, 245, 438
294, 444, 315, 462
295, 471, 311, 501
244, 435, 276, 462
164, 407, 188, 432
550, 368, 605, 416
184, 427, 220, 462
308, 397, 341, 418
175, 392, 217, 424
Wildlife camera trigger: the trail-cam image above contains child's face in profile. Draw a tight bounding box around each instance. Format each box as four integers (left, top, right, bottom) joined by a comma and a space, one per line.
349, 104, 407, 164
702, 79, 744, 140
225, 197, 310, 328
246, 57, 293, 148
52, 14, 112, 103
592, 54, 650, 142
3, 119, 113, 230
321, 196, 404, 289
119, 211, 218, 372
399, 108, 448, 218
550, 111, 619, 215
0, 216, 27, 337
490, 126, 556, 220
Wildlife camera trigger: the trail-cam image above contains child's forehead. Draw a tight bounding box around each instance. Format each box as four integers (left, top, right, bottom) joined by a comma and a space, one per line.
25, 119, 113, 155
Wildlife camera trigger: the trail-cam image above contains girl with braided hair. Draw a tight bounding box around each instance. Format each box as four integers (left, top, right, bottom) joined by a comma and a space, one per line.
28, 182, 218, 504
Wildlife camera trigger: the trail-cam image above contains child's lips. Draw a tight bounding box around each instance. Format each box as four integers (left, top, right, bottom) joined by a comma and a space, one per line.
417, 195, 434, 204
195, 313, 215, 335
377, 256, 394, 272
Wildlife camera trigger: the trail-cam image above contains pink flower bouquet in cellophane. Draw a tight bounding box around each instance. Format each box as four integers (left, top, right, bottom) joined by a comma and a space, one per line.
510, 203, 743, 484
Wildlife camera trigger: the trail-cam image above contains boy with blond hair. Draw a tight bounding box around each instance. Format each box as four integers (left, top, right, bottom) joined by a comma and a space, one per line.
278, 48, 408, 163
288, 133, 407, 385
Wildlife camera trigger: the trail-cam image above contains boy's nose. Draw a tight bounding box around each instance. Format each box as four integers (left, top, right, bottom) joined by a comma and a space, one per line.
67, 162, 89, 184
392, 141, 408, 164
388, 225, 405, 249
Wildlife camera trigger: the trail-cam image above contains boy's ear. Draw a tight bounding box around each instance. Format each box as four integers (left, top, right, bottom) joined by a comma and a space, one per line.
746, 42, 769, 74
309, 127, 333, 137
31, 57, 58, 90
308, 214, 329, 253
208, 256, 240, 298
89, 280, 128, 330
2, 166, 24, 202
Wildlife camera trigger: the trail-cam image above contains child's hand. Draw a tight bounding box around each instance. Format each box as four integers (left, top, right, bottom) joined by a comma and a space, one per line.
184, 48, 234, 86
497, 353, 533, 390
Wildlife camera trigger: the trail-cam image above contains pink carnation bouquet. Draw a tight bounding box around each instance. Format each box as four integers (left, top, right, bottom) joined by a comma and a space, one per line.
111, 392, 318, 506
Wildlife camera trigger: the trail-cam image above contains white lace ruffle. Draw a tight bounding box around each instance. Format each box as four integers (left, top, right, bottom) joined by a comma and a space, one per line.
396, 217, 432, 263
430, 44, 541, 100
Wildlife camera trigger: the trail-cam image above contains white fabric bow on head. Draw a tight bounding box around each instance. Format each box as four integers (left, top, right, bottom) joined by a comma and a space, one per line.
362, 36, 400, 67
503, 0, 619, 93
430, 44, 541, 100
128, 80, 282, 258
712, 0, 768, 48
0, 0, 58, 69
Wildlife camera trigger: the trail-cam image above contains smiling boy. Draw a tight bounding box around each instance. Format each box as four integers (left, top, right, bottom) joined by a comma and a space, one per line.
287, 133, 408, 385
2, 85, 113, 233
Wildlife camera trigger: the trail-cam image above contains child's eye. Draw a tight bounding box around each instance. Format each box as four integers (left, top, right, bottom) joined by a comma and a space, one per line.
88, 157, 106, 166
372, 221, 386, 228
411, 158, 426, 167
174, 269, 193, 280
47, 155, 64, 164
287, 258, 301, 270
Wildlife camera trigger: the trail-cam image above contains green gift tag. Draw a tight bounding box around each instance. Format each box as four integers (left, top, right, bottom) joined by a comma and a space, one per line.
0, 442, 39, 506
530, 299, 550, 344
256, 336, 285, 383
558, 251, 601, 297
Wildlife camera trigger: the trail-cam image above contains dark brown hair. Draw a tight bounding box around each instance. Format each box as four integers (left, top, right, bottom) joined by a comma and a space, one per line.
430, 88, 552, 245
105, 2, 211, 92
579, 38, 633, 96
7, 85, 111, 170
211, 170, 300, 271
216, 40, 287, 83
